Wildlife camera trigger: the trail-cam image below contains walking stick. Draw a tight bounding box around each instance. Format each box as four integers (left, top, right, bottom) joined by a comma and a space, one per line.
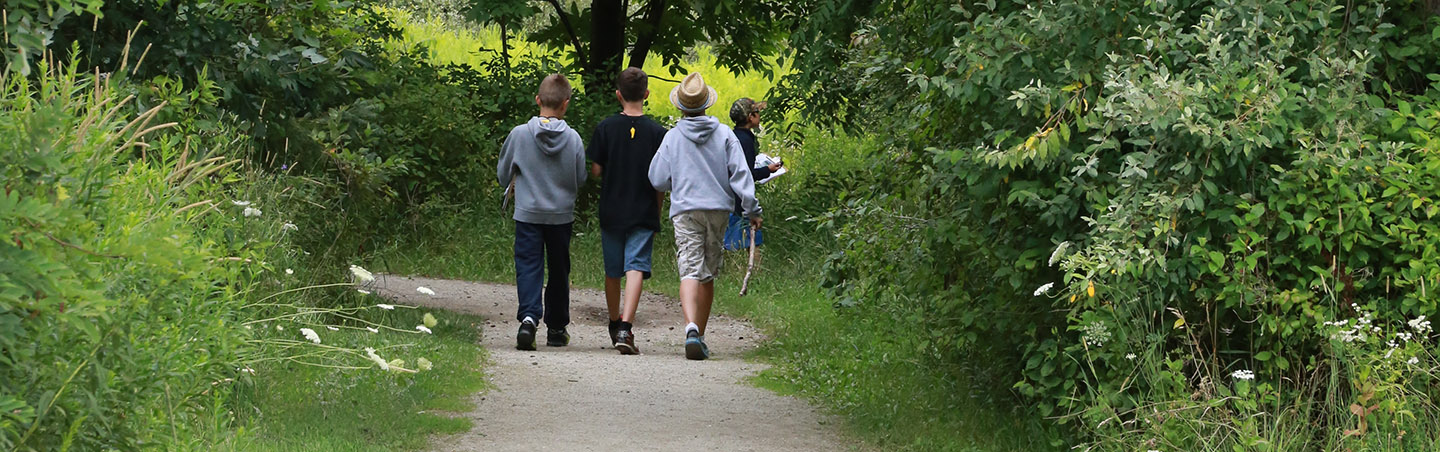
740, 226, 758, 296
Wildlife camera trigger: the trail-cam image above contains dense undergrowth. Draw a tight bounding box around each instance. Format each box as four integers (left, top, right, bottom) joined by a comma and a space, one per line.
10, 0, 1440, 450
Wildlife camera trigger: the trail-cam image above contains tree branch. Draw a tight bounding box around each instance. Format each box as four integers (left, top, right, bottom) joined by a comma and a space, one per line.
544, 0, 589, 68
627, 0, 666, 69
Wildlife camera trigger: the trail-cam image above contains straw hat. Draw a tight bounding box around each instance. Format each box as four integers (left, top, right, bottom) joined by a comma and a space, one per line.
670, 72, 718, 114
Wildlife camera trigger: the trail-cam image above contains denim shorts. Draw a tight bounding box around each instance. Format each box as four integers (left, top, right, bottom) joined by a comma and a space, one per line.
601, 227, 655, 279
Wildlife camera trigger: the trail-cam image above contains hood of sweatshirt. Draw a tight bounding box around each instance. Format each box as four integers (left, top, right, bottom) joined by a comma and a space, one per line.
677, 115, 719, 145
529, 116, 572, 156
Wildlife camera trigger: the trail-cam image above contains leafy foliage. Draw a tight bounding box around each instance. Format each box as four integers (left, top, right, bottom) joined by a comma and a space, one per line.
786, 0, 1440, 448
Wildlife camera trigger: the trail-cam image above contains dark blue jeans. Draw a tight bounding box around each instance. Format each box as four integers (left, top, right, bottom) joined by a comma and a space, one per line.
514, 221, 572, 330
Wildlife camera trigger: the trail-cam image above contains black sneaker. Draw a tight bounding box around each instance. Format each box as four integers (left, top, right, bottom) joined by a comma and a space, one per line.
616, 329, 639, 355
684, 329, 709, 360
516, 318, 537, 351
546, 328, 570, 347
608, 320, 621, 347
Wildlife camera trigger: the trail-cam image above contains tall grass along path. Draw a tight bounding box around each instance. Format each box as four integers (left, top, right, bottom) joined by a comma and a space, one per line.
373, 275, 862, 451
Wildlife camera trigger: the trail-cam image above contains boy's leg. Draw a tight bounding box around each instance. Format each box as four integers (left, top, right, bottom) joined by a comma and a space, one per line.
513, 221, 545, 323
541, 223, 573, 332
600, 228, 626, 322
695, 281, 715, 334
622, 271, 644, 322
620, 228, 655, 323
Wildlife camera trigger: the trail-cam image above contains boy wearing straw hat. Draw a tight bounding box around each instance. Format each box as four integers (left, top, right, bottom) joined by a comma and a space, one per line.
648, 72, 762, 360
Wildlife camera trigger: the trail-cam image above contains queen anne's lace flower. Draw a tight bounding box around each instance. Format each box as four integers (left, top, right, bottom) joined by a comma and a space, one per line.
366, 327, 379, 333
1048, 242, 1070, 266
242, 207, 262, 217
417, 286, 436, 296
1081, 321, 1111, 347
232, 200, 251, 206
1033, 282, 1054, 297
417, 357, 433, 371
1410, 315, 1432, 335
300, 328, 320, 344
416, 325, 433, 334
356, 289, 371, 295
365, 347, 389, 371
281, 222, 298, 232
375, 303, 394, 310
326, 326, 339, 331
349, 265, 375, 283
1231, 369, 1255, 380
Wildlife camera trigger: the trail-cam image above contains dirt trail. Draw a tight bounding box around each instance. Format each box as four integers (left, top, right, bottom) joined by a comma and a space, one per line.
375, 274, 858, 452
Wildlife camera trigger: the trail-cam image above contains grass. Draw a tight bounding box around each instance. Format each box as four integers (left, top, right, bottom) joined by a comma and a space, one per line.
216, 309, 488, 452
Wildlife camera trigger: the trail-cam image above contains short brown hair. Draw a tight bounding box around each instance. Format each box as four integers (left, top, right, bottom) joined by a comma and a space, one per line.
616, 67, 648, 102
538, 74, 572, 109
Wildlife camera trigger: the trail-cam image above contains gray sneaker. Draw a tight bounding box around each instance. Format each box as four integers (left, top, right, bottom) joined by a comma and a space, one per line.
684, 330, 709, 360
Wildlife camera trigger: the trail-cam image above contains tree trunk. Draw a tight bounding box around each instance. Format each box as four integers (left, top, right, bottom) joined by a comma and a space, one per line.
627, 0, 666, 69
588, 0, 627, 94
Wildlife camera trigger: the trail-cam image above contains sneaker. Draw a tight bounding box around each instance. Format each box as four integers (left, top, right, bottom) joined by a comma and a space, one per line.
684, 330, 709, 360
615, 329, 639, 355
608, 320, 621, 347
546, 328, 570, 347
516, 318, 537, 351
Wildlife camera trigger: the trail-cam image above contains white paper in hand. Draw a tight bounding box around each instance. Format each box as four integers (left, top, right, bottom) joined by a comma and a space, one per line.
755, 153, 787, 185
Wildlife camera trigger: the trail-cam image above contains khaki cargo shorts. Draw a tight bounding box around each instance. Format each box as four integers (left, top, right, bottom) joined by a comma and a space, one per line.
672, 210, 730, 282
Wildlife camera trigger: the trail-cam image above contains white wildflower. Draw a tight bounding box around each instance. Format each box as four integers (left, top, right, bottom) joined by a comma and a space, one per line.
1048, 241, 1070, 266
242, 206, 262, 217
417, 286, 436, 296
357, 289, 371, 295
375, 303, 394, 310
1125, 353, 1137, 360
231, 200, 251, 206
416, 325, 433, 334
1410, 315, 1432, 335
1231, 369, 1255, 380
1033, 282, 1054, 296
239, 366, 256, 374
326, 326, 339, 331
349, 265, 375, 283
300, 328, 320, 344
365, 347, 389, 371
417, 357, 433, 371
281, 222, 298, 232
276, 324, 284, 331
285, 268, 294, 275
1407, 357, 1420, 365
366, 327, 379, 333
1081, 321, 1111, 347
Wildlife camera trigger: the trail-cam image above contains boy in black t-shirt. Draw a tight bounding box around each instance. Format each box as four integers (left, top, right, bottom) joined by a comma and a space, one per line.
587, 67, 668, 355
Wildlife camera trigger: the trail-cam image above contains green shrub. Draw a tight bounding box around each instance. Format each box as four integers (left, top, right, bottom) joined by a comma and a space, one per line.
785, 0, 1440, 448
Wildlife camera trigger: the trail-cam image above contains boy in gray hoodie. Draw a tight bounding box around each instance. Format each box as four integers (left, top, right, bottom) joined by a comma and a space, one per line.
648, 72, 761, 360
497, 74, 588, 351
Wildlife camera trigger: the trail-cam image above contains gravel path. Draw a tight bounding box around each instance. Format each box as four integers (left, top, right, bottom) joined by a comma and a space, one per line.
375, 274, 858, 452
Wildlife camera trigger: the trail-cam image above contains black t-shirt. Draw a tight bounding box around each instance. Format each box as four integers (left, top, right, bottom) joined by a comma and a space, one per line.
732, 127, 771, 214
587, 113, 667, 232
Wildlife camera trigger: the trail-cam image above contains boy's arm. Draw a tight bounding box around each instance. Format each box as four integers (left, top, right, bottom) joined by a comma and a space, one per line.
497, 129, 517, 187
648, 142, 673, 192
572, 131, 588, 186
725, 135, 761, 219
586, 124, 605, 179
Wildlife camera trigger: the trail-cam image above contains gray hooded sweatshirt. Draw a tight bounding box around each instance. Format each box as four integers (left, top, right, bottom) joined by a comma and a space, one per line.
648, 115, 761, 219
497, 117, 587, 224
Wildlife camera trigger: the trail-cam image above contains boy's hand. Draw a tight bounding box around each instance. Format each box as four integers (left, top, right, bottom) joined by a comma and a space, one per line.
750, 216, 762, 230
766, 162, 782, 172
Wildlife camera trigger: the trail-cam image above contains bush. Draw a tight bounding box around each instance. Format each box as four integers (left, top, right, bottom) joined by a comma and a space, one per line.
785, 0, 1440, 448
